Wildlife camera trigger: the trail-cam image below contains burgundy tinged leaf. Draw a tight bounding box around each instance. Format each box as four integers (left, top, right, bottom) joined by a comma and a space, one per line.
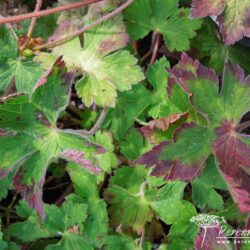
32, 56, 66, 92
60, 150, 101, 174
14, 171, 46, 220
191, 0, 226, 19
213, 121, 250, 212
195, 224, 231, 250
138, 124, 207, 181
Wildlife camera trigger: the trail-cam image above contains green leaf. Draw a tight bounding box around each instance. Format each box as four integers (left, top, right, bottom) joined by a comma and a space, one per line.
0, 220, 8, 250
157, 180, 186, 200
0, 27, 43, 94
190, 18, 227, 73
106, 185, 153, 233
0, 26, 18, 62
102, 235, 139, 250
150, 199, 197, 225
44, 195, 88, 235
9, 196, 88, 244
76, 49, 144, 107
120, 128, 151, 160
168, 221, 198, 249
0, 60, 43, 94
192, 156, 227, 210
110, 165, 148, 193
45, 233, 94, 250
191, 18, 250, 74
90, 131, 118, 174
102, 84, 151, 140
106, 166, 188, 235
67, 163, 109, 245
8, 201, 49, 242
124, 0, 201, 51
147, 57, 171, 119
17, 14, 57, 40
0, 60, 101, 217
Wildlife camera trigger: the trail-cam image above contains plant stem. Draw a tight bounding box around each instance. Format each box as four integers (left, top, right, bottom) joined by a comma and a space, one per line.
0, 0, 103, 25
34, 0, 135, 50
150, 33, 161, 64
44, 182, 70, 191
221, 48, 229, 85
83, 107, 108, 135
139, 229, 145, 247
55, 184, 74, 206
201, 227, 207, 248
4, 79, 16, 97
27, 0, 43, 39
237, 120, 250, 132
67, 104, 82, 117
6, 195, 17, 226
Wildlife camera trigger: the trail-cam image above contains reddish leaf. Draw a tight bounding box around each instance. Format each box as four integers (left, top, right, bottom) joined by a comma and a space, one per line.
138, 123, 210, 181
191, 0, 250, 44
140, 113, 187, 144
195, 224, 231, 250
191, 0, 226, 18
213, 121, 250, 212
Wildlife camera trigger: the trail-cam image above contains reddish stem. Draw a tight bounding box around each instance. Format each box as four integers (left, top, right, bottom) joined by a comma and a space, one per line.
34, 0, 135, 50
27, 0, 43, 39
0, 0, 103, 25
150, 33, 161, 64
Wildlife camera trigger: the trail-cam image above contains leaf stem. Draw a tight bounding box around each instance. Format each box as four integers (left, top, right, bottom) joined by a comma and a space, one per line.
221, 47, 229, 86
27, 0, 43, 39
55, 184, 74, 206
6, 195, 17, 226
3, 79, 16, 97
33, 0, 135, 50
82, 107, 109, 135
150, 32, 161, 64
0, 0, 103, 25
237, 120, 250, 132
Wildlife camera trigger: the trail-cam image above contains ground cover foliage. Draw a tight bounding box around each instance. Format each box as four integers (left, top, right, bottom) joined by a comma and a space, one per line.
0, 0, 250, 249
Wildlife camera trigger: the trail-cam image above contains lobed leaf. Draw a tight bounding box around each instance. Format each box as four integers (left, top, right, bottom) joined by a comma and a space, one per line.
191, 0, 250, 45
124, 0, 202, 51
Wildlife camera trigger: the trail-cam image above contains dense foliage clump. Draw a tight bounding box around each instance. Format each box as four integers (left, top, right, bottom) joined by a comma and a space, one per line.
0, 0, 250, 249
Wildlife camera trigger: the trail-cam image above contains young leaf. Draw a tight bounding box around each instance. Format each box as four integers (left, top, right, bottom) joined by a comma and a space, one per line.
124, 0, 202, 51
35, 16, 144, 107
0, 59, 102, 217
191, 0, 250, 45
